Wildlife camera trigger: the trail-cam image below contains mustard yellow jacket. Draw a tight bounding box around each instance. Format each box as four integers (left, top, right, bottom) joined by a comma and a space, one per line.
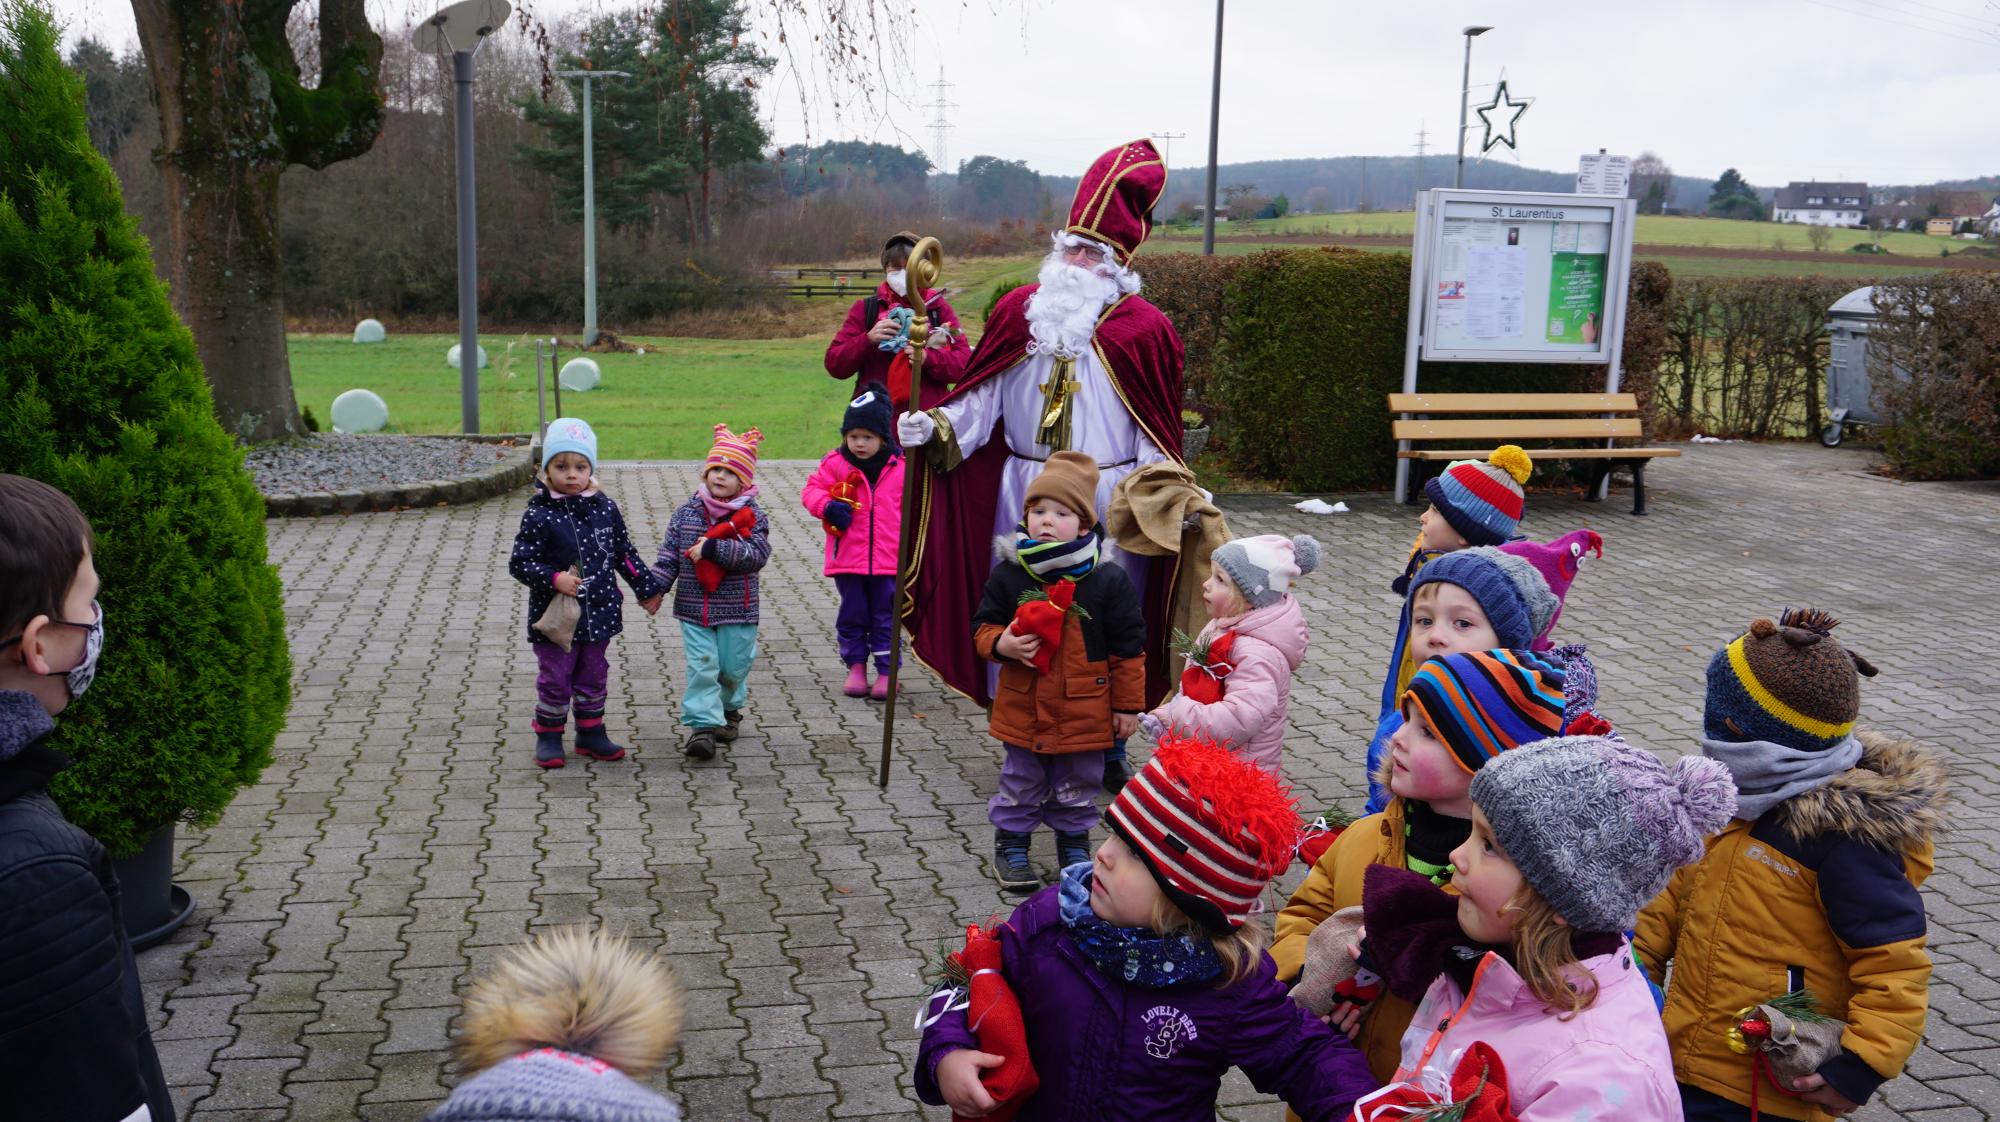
1273, 796, 1461, 1084
1634, 732, 1947, 1121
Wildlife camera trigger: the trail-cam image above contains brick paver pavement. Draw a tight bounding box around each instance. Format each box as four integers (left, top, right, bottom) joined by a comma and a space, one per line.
138, 441, 2000, 1121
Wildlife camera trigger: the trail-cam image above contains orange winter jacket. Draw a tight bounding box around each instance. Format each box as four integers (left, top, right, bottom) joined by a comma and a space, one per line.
1634, 732, 1947, 1121
972, 543, 1146, 754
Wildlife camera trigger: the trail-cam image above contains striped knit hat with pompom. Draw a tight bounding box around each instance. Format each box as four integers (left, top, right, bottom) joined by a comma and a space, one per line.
1105, 733, 1301, 934
705, 423, 763, 484
1424, 445, 1533, 545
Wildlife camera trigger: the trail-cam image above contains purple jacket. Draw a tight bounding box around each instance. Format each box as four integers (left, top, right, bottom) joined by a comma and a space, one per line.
915, 887, 1375, 1122
651, 493, 771, 628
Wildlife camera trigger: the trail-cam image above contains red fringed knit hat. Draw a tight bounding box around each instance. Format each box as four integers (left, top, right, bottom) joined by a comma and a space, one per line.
1105, 734, 1301, 934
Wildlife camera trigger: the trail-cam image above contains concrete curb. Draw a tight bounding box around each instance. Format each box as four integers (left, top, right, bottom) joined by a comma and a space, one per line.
261, 433, 536, 518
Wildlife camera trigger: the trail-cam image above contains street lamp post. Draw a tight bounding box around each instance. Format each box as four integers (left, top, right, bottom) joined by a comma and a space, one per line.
416, 0, 511, 435
556, 69, 630, 348
1201, 0, 1225, 255
1454, 25, 1492, 190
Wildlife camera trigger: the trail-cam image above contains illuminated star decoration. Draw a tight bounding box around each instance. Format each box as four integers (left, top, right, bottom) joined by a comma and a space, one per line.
1475, 80, 1533, 153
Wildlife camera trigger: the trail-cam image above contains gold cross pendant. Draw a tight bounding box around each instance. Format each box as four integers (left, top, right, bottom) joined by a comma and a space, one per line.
1037, 357, 1081, 450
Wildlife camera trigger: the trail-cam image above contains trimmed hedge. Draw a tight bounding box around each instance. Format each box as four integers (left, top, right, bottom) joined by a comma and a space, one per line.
1869, 273, 2000, 479
0, 4, 291, 856
1190, 248, 1670, 492
1132, 252, 1241, 410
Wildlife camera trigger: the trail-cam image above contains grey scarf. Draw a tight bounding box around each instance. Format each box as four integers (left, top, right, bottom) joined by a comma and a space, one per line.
1701, 734, 1864, 821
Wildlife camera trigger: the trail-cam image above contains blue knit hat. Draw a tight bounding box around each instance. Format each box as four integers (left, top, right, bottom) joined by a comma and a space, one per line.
542, 417, 598, 470
1407, 547, 1556, 651
1422, 445, 1533, 545
841, 389, 893, 441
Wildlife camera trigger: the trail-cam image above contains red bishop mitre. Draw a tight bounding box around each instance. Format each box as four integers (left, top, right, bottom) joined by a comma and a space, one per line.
1066, 138, 1168, 265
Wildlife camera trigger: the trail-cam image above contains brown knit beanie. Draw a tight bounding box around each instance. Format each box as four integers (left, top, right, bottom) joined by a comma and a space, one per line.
1024, 451, 1099, 524
1704, 607, 1880, 751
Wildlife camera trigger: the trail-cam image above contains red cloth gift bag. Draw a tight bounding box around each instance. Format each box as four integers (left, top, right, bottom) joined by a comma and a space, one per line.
696, 507, 758, 593
1007, 579, 1077, 675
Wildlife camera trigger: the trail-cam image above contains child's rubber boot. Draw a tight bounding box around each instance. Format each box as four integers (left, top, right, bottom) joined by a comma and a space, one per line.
1102, 739, 1131, 795
869, 671, 895, 701
683, 728, 720, 761
842, 664, 869, 698
574, 724, 627, 762
993, 830, 1039, 893
534, 730, 566, 769
718, 709, 744, 742
1055, 831, 1093, 872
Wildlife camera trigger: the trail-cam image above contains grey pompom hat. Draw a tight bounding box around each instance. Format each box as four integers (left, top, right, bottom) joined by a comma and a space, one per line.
1469, 735, 1738, 932
1212, 534, 1321, 609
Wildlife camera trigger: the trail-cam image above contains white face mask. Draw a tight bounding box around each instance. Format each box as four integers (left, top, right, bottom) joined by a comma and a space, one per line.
885, 268, 908, 297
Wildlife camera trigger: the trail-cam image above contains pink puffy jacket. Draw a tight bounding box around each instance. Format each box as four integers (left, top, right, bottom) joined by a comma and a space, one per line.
1393, 942, 1683, 1121
1149, 594, 1308, 778
800, 449, 904, 577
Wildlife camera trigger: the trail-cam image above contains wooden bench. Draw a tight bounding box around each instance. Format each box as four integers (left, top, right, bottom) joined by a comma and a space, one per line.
1389, 392, 1681, 515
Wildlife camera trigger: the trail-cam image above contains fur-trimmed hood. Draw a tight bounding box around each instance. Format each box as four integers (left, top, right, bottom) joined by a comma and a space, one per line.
1776, 730, 1947, 853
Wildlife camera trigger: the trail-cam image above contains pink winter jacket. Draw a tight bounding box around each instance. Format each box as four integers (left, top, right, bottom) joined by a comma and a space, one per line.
1149, 594, 1308, 777
1393, 942, 1683, 1121
800, 449, 904, 577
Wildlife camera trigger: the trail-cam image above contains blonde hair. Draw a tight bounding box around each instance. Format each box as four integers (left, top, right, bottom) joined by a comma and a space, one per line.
1409, 580, 1445, 611
1504, 885, 1599, 1019
1145, 893, 1271, 987
457, 925, 683, 1077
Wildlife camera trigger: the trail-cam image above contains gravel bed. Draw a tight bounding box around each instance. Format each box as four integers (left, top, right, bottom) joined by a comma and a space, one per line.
244, 433, 524, 495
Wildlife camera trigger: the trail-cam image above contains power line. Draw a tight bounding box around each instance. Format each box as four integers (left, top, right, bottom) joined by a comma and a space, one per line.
1152, 131, 1187, 167
1799, 0, 2000, 43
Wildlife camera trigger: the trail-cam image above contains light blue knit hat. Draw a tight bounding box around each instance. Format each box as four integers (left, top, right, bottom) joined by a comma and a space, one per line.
542, 417, 598, 470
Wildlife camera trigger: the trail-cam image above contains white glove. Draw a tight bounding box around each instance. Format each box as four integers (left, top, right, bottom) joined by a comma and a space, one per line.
898, 410, 936, 447
1139, 712, 1166, 741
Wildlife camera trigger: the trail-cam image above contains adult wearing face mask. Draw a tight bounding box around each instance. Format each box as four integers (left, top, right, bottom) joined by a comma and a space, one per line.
0, 474, 175, 1122
823, 230, 971, 413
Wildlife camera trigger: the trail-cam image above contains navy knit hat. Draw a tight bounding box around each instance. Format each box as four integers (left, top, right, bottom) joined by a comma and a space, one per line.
1407, 547, 1556, 651
841, 389, 893, 441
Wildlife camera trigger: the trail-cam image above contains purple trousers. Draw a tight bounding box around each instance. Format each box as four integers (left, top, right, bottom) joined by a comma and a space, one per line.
989, 745, 1104, 834
534, 639, 610, 732
833, 574, 896, 672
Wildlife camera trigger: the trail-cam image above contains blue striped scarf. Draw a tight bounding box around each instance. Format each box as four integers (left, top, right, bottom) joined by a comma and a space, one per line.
1015, 525, 1101, 583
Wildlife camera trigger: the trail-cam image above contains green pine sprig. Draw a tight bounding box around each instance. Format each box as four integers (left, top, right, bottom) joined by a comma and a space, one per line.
1763, 989, 1836, 1024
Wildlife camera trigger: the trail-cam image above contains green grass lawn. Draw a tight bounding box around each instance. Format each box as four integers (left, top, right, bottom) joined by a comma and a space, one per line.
1177, 210, 1962, 259
289, 333, 843, 460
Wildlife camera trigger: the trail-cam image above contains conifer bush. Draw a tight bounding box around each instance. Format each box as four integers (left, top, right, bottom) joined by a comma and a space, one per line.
0, 1, 290, 856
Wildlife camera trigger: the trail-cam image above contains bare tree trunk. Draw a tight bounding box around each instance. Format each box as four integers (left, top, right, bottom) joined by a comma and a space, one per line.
130, 0, 383, 444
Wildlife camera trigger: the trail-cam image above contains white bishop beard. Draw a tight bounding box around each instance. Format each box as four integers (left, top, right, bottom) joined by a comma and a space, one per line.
1025, 250, 1126, 357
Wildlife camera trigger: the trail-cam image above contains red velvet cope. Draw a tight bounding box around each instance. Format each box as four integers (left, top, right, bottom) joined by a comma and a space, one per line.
951, 924, 1039, 1122
696, 507, 758, 592
1007, 580, 1075, 675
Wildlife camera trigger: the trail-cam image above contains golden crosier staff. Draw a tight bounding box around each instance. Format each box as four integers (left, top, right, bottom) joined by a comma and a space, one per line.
878, 236, 942, 788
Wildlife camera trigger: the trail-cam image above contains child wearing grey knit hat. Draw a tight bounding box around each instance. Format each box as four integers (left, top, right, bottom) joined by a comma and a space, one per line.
1143, 534, 1320, 778
1354, 735, 1734, 1118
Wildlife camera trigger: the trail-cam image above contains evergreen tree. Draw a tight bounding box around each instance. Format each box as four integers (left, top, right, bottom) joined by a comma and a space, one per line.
1707, 168, 1764, 220
0, 1, 290, 855
520, 0, 772, 242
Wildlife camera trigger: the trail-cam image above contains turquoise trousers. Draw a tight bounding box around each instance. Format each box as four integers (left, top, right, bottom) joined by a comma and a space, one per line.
681, 620, 757, 729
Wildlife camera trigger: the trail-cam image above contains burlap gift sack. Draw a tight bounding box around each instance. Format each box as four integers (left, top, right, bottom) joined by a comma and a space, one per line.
533, 566, 582, 651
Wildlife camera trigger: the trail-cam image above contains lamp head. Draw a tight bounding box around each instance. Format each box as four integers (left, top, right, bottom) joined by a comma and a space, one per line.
1463, 24, 1493, 37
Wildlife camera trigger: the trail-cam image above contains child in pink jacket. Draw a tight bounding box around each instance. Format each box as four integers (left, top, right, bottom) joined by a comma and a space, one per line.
1142, 534, 1318, 778
1354, 735, 1736, 1121
800, 391, 904, 700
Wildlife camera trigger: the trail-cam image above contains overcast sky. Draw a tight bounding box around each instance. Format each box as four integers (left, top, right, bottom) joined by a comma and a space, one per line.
47, 0, 2000, 189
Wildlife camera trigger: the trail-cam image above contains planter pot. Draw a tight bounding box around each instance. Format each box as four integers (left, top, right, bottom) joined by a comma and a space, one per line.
1182, 426, 1210, 459
112, 823, 195, 951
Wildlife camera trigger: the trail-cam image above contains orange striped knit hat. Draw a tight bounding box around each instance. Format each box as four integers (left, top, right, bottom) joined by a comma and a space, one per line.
1105, 733, 1300, 934
1404, 648, 1569, 774
705, 423, 763, 484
